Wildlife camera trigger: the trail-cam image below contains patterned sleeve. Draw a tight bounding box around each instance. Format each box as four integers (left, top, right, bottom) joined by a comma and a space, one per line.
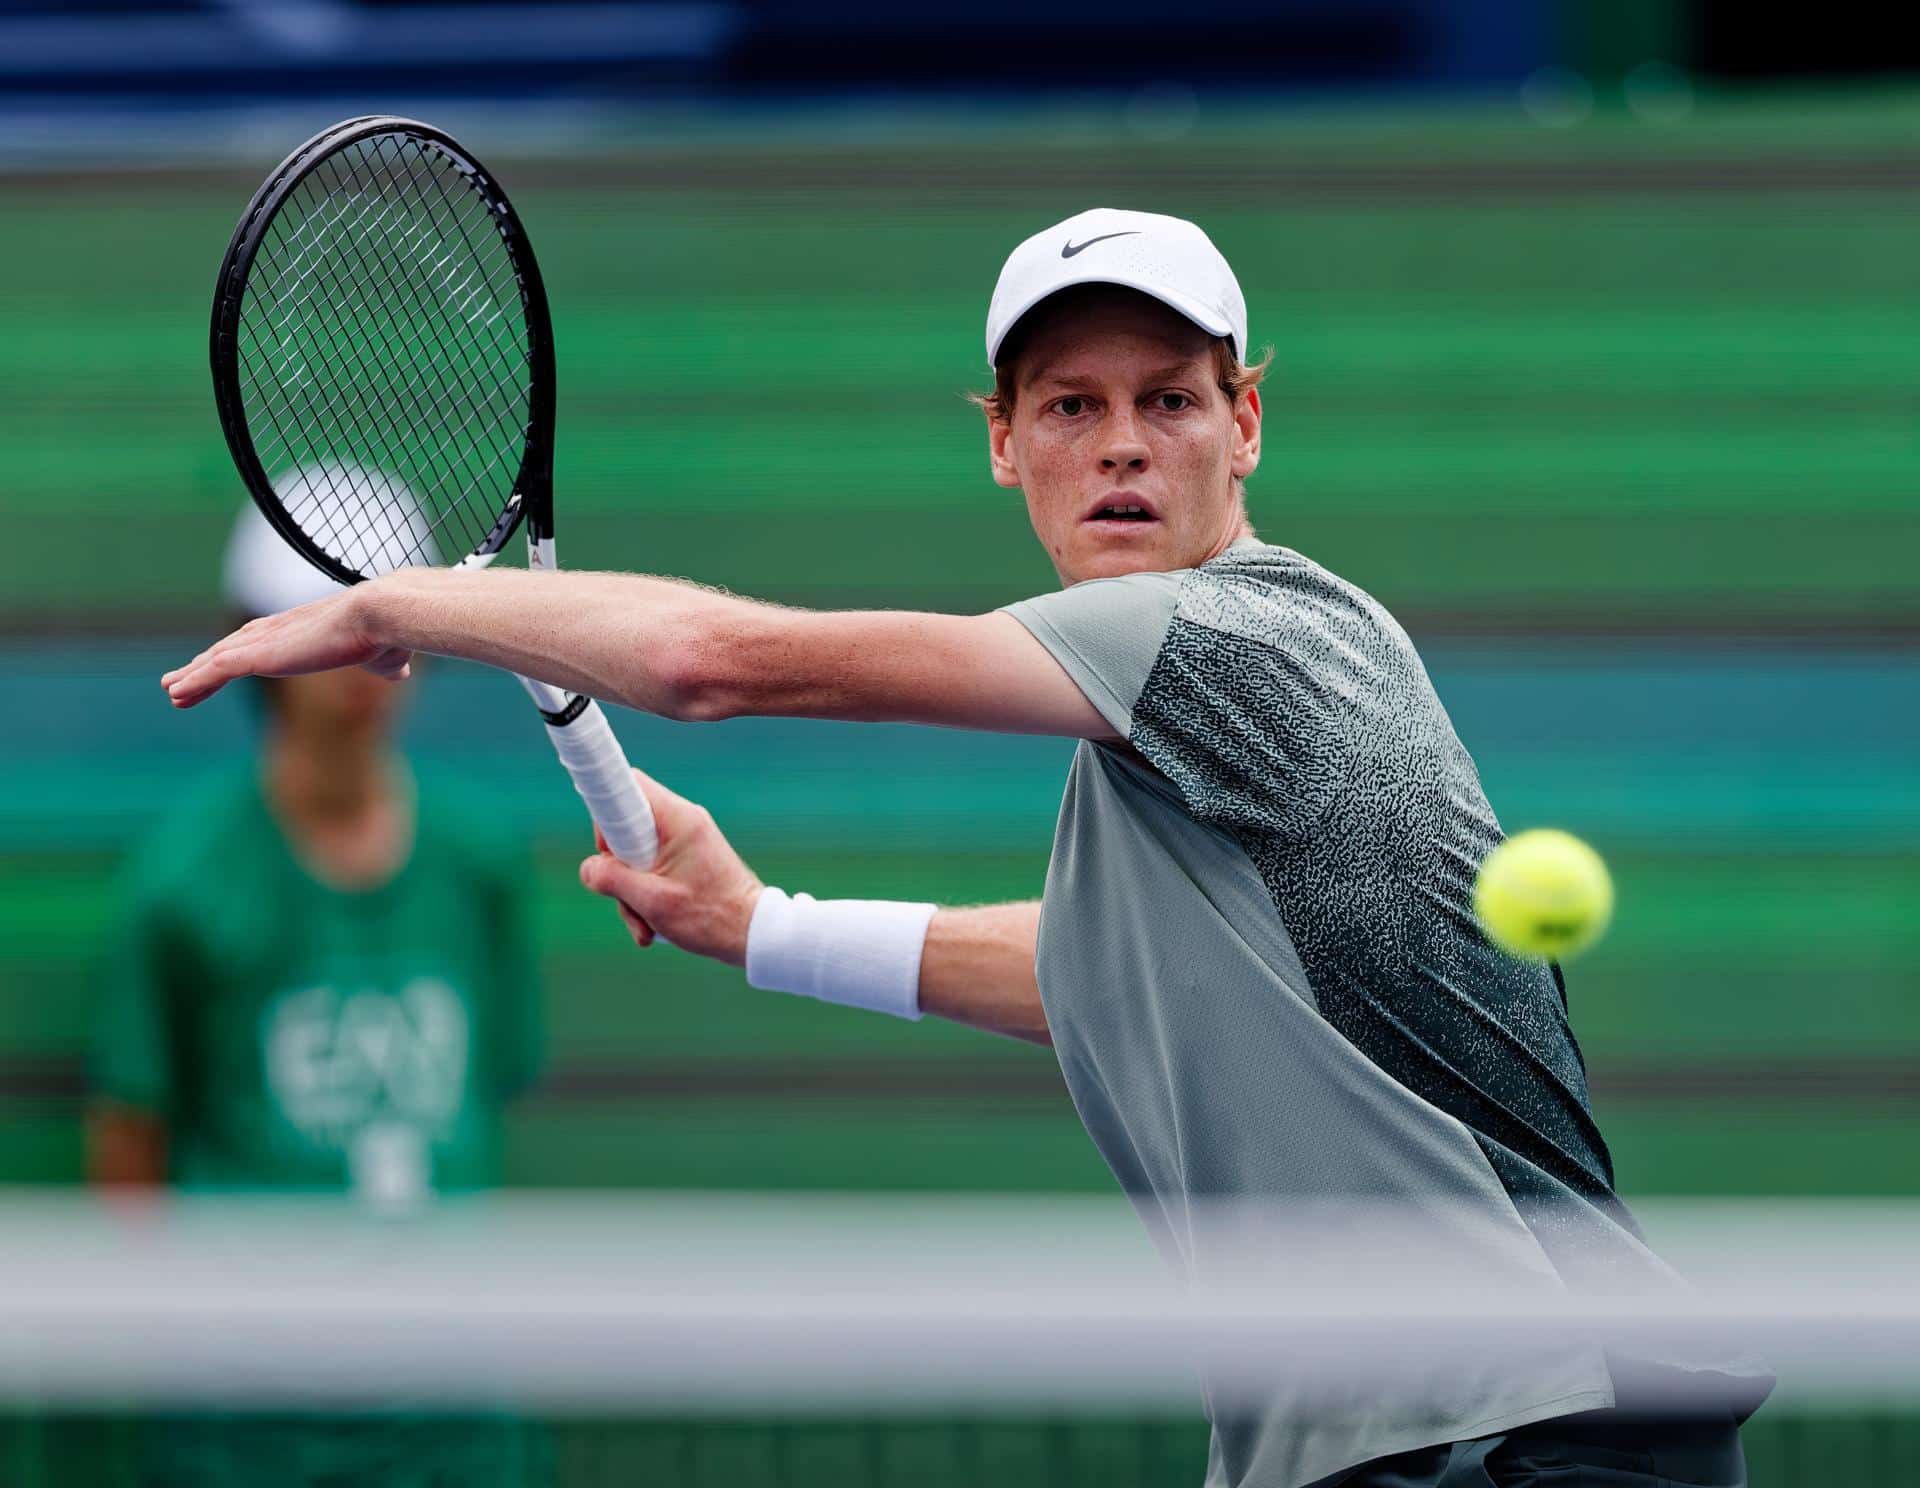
1126, 561, 1397, 846
1000, 569, 1185, 738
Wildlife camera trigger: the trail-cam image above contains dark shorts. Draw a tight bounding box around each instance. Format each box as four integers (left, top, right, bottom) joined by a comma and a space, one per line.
1325, 1407, 1748, 1488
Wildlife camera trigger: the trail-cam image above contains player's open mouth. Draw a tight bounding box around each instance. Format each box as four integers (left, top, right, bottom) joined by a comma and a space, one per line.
1083, 495, 1160, 527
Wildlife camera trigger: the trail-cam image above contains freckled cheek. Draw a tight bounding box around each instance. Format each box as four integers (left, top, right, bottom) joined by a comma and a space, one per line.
1015, 441, 1082, 539
1021, 436, 1080, 501
1156, 434, 1211, 484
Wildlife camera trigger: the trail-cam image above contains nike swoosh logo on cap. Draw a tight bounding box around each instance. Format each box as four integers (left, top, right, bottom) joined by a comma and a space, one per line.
1060, 231, 1140, 258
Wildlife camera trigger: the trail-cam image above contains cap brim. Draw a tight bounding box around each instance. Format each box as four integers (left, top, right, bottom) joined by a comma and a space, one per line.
989, 274, 1238, 366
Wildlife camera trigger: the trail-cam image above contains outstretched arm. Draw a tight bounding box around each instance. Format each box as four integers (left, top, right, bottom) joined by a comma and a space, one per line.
577, 771, 1049, 1046
163, 568, 1112, 741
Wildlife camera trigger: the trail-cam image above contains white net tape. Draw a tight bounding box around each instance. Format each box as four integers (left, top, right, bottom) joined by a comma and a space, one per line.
0, 1194, 1911, 1413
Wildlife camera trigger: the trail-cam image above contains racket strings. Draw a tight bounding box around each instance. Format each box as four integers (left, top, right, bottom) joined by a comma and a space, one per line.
264, 141, 520, 567
247, 241, 470, 569
253, 152, 460, 527
264, 137, 526, 560
251, 161, 442, 568
270, 167, 501, 567
234, 130, 536, 576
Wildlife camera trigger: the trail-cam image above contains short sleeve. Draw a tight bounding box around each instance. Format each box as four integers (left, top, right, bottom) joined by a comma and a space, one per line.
1000, 569, 1185, 738
1126, 555, 1421, 846
92, 882, 178, 1114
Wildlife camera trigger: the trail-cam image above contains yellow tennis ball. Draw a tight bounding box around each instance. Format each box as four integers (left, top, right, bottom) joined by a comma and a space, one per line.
1473, 828, 1614, 961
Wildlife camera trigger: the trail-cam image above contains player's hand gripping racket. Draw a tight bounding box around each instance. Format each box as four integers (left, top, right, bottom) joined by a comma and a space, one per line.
210, 115, 658, 867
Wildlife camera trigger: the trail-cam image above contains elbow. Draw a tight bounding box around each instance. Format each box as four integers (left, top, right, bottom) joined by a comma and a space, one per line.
660, 684, 736, 725
651, 610, 755, 723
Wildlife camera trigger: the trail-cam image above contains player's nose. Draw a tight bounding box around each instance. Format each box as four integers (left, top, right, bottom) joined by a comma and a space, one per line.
1098, 410, 1150, 472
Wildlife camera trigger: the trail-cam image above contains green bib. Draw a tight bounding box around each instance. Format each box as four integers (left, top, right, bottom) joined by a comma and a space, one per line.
96, 764, 541, 1197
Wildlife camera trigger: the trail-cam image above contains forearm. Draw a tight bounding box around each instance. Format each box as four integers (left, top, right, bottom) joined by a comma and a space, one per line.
918, 901, 1049, 1046
577, 775, 1052, 1043
360, 568, 745, 719
356, 571, 1110, 736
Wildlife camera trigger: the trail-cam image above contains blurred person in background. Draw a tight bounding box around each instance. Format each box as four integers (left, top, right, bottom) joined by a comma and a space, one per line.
94, 490, 545, 1486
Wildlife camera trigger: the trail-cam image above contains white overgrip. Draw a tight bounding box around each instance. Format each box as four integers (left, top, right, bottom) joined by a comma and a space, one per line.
541, 698, 659, 867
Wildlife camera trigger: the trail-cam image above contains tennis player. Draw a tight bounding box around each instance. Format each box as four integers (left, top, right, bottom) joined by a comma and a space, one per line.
164, 209, 1770, 1487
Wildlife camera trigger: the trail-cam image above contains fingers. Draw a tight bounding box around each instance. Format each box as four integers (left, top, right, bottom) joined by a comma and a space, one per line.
160, 597, 378, 708
579, 852, 667, 918
162, 619, 276, 707
161, 649, 246, 708
160, 643, 226, 695
579, 778, 756, 962
580, 853, 661, 948
626, 767, 705, 836
616, 901, 655, 948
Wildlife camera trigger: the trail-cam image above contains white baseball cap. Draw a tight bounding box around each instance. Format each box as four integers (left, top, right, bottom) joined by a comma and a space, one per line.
223, 464, 438, 618
985, 207, 1248, 367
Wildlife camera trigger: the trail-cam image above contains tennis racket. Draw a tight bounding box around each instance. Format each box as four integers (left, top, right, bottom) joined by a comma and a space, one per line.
210, 115, 657, 867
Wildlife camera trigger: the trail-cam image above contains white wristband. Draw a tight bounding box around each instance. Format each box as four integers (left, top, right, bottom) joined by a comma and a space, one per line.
745, 887, 937, 1021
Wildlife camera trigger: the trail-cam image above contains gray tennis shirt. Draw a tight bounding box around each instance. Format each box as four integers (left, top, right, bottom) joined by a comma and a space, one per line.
1003, 539, 1770, 1488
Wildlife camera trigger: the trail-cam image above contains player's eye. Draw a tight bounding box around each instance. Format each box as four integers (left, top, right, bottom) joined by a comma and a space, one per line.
1054, 396, 1090, 417
1153, 392, 1191, 412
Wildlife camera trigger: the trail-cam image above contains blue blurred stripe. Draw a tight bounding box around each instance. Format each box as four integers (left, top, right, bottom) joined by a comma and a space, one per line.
4, 639, 1914, 853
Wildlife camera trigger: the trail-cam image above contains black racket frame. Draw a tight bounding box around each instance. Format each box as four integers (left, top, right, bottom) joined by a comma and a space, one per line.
210, 115, 557, 586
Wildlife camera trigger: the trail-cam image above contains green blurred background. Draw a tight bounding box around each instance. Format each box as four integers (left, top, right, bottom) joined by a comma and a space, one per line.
1, 65, 1916, 1487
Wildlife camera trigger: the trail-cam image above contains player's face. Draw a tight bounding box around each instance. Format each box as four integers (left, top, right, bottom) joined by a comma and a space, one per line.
988, 295, 1260, 585
274, 664, 409, 745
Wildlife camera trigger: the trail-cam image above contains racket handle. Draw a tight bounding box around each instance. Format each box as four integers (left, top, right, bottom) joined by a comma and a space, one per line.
543, 698, 659, 868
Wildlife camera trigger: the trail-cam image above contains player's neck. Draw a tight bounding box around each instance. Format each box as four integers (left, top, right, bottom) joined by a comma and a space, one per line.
1201, 511, 1257, 566
265, 732, 412, 890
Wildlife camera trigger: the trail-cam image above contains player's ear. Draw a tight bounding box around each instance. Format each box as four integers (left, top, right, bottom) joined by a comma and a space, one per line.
1230, 387, 1261, 482
988, 412, 1022, 489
